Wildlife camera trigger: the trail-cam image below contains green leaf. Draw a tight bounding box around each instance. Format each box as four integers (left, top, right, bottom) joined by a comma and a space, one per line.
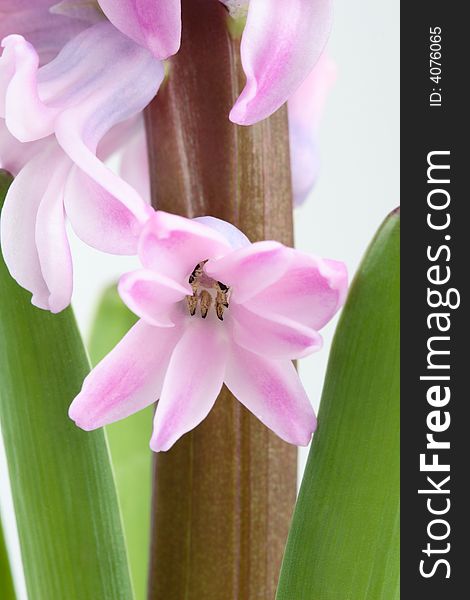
277, 210, 400, 600
88, 285, 152, 600
88, 285, 139, 366
0, 516, 16, 600
0, 171, 134, 600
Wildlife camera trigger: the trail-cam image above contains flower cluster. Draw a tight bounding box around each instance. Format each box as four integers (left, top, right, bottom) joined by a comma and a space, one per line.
0, 0, 346, 450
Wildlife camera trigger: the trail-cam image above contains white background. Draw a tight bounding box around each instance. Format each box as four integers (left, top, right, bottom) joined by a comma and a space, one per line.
1, 1, 399, 597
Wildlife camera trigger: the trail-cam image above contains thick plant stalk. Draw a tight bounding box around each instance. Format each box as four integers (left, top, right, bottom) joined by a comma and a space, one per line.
144, 1, 296, 598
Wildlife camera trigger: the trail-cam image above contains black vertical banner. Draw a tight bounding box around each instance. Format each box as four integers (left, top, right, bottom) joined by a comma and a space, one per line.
401, 2, 468, 598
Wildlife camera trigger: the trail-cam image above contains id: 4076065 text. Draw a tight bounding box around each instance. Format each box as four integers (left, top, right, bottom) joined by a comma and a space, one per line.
429, 26, 443, 108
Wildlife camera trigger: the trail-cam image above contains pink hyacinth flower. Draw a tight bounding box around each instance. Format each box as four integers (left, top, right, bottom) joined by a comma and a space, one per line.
288, 52, 337, 206
0, 3, 165, 312
69, 212, 348, 451
222, 0, 333, 125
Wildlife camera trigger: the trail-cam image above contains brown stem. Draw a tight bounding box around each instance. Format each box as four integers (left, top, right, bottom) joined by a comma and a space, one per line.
145, 1, 296, 598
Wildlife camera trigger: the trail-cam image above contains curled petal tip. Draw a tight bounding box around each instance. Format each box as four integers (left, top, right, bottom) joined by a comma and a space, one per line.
149, 434, 173, 453
68, 405, 95, 432
284, 412, 317, 447
296, 423, 316, 447
97, 0, 181, 60
301, 338, 324, 358
232, 0, 334, 124
228, 83, 265, 125
284, 407, 317, 447
228, 102, 252, 126
73, 421, 96, 433
322, 258, 349, 306
48, 303, 67, 315
30, 295, 51, 312
45, 287, 73, 315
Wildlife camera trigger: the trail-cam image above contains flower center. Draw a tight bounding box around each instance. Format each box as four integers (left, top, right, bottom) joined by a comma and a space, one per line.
186, 261, 230, 321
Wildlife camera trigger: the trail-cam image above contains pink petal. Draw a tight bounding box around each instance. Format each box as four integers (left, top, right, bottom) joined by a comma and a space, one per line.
69, 318, 182, 430
34, 155, 73, 313
2, 22, 158, 284
118, 268, 191, 327
139, 211, 231, 281
97, 115, 140, 161
97, 0, 181, 59
194, 216, 250, 250
0, 119, 49, 175
0, 34, 58, 138
1, 152, 49, 309
288, 53, 337, 205
2, 22, 161, 141
0, 143, 72, 312
119, 121, 151, 204
1, 24, 162, 225
96, 116, 151, 204
225, 344, 316, 446
151, 319, 228, 451
245, 252, 348, 331
0, 1, 89, 65
288, 52, 337, 132
15, 23, 159, 253
52, 24, 162, 223
288, 124, 320, 207
230, 303, 322, 360
63, 165, 151, 255
205, 241, 291, 303
49, 1, 104, 24
229, 0, 333, 125
0, 0, 54, 7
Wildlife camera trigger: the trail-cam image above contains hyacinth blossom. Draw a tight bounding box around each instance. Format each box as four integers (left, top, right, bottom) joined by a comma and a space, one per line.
69, 212, 347, 451
219, 0, 333, 124
0, 0, 178, 312
0, 4, 167, 312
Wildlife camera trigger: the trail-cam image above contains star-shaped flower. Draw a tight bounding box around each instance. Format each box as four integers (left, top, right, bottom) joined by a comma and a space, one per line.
69, 211, 347, 451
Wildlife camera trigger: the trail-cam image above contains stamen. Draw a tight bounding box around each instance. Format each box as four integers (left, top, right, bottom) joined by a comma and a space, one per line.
199, 291, 212, 319
186, 262, 230, 320
189, 261, 205, 285
215, 282, 229, 321
186, 294, 198, 316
